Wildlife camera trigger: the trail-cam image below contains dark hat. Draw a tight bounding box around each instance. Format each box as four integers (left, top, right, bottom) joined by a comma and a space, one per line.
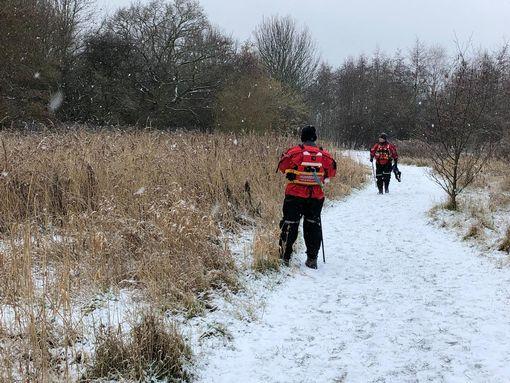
301, 125, 317, 142
379, 133, 388, 140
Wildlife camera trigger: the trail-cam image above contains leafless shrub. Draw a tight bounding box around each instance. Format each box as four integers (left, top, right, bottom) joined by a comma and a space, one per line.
423, 50, 502, 210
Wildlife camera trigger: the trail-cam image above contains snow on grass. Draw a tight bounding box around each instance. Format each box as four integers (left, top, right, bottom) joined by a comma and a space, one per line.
3, 146, 509, 382
430, 185, 510, 266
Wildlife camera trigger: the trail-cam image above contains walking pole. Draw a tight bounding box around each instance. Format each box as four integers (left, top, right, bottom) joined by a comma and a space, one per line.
319, 215, 326, 264
371, 161, 376, 182
312, 170, 326, 263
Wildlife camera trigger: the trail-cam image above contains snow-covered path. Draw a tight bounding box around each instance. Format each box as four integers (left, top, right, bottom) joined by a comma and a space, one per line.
198, 165, 510, 383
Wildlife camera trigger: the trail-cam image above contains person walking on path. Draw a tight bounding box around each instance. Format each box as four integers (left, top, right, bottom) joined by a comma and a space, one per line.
370, 133, 399, 194
277, 125, 337, 269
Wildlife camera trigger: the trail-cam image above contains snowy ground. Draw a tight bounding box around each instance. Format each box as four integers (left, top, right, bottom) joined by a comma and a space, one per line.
195, 164, 510, 383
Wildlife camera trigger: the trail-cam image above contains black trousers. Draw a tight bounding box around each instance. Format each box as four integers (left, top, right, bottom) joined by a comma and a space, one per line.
376, 162, 393, 192
279, 195, 324, 261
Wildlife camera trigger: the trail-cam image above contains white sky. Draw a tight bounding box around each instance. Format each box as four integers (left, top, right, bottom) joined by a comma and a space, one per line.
96, 0, 510, 66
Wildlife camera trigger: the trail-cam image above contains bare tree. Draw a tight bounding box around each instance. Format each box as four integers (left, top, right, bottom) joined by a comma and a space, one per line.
0, 0, 93, 126
254, 15, 319, 90
51, 0, 95, 59
102, 0, 234, 126
62, 0, 235, 128
306, 64, 336, 140
424, 51, 501, 209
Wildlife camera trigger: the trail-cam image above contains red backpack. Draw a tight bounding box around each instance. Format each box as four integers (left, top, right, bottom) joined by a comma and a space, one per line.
373, 143, 392, 165
284, 145, 326, 186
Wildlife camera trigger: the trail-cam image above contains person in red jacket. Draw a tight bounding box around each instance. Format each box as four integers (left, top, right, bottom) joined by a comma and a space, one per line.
277, 125, 337, 269
370, 133, 399, 194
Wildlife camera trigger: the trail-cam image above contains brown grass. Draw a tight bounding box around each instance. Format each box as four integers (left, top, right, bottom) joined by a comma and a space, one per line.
463, 223, 482, 241
0, 130, 287, 307
252, 228, 281, 272
86, 314, 192, 382
0, 129, 367, 381
499, 227, 510, 253
490, 160, 510, 193
394, 139, 432, 167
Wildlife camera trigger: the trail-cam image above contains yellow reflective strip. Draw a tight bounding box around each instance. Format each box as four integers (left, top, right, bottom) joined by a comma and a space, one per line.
285, 169, 325, 176
290, 181, 320, 186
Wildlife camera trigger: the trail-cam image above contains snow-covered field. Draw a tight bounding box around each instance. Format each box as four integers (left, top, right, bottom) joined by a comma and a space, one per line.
195, 164, 510, 383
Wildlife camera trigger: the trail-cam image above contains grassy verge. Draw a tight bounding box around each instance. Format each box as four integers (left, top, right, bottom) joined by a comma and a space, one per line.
428, 158, 510, 259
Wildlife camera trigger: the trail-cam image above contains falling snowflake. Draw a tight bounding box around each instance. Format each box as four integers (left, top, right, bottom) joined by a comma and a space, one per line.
48, 91, 64, 113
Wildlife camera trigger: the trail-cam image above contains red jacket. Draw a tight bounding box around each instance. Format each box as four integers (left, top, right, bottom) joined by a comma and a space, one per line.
370, 142, 398, 165
278, 144, 337, 200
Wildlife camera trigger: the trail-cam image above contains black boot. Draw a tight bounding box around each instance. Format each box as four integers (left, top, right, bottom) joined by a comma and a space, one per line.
377, 179, 384, 194
305, 257, 318, 269
384, 178, 390, 193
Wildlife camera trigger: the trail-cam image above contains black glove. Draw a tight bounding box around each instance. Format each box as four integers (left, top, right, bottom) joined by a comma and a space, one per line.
393, 164, 402, 182
370, 157, 374, 163
286, 172, 296, 181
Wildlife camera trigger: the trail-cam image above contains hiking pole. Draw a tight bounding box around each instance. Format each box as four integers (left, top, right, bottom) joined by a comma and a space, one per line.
319, 215, 326, 264
371, 161, 376, 182
312, 170, 326, 263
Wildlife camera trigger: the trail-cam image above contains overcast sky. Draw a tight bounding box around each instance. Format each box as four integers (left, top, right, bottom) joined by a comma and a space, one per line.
96, 0, 510, 66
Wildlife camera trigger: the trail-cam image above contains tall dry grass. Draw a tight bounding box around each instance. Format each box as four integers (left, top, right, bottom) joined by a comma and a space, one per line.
393, 139, 431, 167
0, 129, 367, 381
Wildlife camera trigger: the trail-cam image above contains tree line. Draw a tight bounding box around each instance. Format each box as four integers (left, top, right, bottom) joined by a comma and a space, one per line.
1, 0, 314, 132
308, 43, 510, 150
1, 0, 509, 157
